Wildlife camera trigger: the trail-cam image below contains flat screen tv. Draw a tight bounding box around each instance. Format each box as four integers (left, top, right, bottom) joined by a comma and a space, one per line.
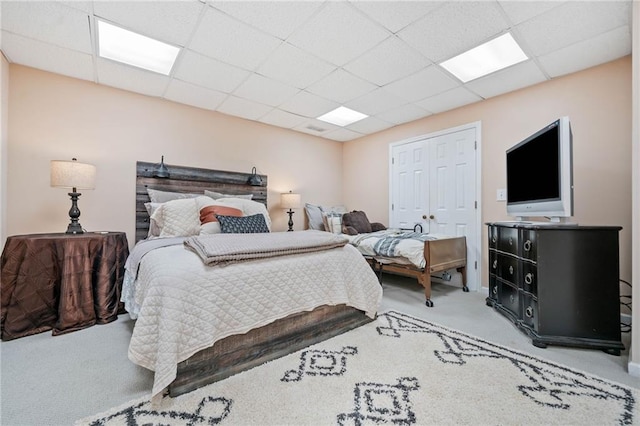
506, 117, 573, 222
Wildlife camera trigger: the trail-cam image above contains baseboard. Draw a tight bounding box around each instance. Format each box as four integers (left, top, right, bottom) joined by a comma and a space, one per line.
628, 360, 640, 378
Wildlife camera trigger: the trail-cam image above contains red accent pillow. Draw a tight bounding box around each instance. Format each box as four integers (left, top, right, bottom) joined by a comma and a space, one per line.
200, 205, 242, 224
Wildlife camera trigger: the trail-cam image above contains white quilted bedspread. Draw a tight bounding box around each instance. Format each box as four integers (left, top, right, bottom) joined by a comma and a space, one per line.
127, 242, 382, 399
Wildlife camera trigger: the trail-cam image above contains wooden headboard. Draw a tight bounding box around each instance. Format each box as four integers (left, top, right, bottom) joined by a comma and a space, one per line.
136, 161, 268, 243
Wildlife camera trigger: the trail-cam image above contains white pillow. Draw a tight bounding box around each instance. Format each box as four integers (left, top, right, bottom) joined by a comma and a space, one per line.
204, 190, 253, 200
216, 197, 271, 230
150, 198, 201, 237
144, 202, 163, 237
195, 196, 243, 235
305, 203, 325, 231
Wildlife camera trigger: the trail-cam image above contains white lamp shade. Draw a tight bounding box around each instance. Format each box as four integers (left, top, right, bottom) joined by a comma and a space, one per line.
281, 192, 301, 209
50, 160, 96, 190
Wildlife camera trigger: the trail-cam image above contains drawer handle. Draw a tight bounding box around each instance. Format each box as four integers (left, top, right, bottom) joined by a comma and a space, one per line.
510, 295, 515, 304
492, 286, 497, 295
492, 260, 497, 269
523, 240, 532, 252
525, 273, 534, 285
491, 236, 496, 243
509, 265, 514, 275
508, 237, 513, 246
525, 306, 534, 318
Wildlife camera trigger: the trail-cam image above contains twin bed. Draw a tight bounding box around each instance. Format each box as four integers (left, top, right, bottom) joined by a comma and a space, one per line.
126, 161, 467, 399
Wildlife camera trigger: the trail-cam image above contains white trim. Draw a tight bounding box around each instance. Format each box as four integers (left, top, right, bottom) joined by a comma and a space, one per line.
388, 121, 482, 292
629, 0, 640, 378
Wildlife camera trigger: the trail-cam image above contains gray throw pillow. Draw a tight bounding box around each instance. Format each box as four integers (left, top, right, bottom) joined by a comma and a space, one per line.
217, 213, 270, 234
304, 203, 325, 231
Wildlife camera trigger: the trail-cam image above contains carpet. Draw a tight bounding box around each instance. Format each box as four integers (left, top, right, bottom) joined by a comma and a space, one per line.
77, 311, 638, 425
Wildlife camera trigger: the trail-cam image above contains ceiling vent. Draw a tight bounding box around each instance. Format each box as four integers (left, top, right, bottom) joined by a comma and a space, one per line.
305, 124, 327, 132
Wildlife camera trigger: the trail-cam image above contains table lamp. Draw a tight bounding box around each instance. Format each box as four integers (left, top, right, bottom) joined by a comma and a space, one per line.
50, 158, 96, 234
281, 191, 301, 232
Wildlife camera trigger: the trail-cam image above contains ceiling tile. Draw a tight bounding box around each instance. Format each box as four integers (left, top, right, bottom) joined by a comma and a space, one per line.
1, 1, 92, 54
210, 1, 323, 40
343, 36, 430, 86
416, 87, 482, 114
516, 1, 631, 57
164, 79, 227, 111
173, 50, 250, 93
384, 65, 459, 102
351, 1, 442, 33
498, 1, 563, 26
1, 31, 94, 82
346, 116, 394, 135
465, 60, 547, 99
287, 2, 390, 66
323, 128, 364, 142
188, 6, 281, 70
97, 58, 170, 97
398, 2, 509, 62
305, 69, 377, 104
217, 95, 273, 121
257, 42, 336, 89
537, 25, 632, 78
376, 103, 431, 125
259, 109, 308, 129
279, 90, 339, 118
233, 74, 300, 107
346, 87, 407, 116
93, 1, 204, 46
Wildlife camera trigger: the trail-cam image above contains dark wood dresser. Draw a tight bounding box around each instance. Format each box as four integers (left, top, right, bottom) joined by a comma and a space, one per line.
486, 222, 623, 355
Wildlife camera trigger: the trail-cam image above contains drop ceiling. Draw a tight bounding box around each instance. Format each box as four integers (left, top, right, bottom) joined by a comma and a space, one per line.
0, 1, 633, 141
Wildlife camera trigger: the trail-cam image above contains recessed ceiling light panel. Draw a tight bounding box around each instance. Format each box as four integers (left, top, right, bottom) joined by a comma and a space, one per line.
317, 106, 368, 127
440, 33, 528, 83
98, 20, 180, 75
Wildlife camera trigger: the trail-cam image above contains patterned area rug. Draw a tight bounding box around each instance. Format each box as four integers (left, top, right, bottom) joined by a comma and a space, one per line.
77, 311, 638, 425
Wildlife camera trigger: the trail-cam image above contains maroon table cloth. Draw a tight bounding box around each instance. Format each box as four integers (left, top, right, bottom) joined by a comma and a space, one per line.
1, 232, 129, 340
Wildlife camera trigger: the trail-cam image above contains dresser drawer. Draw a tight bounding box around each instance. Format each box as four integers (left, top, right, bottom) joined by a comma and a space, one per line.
497, 280, 519, 318
521, 262, 537, 295
520, 293, 539, 332
497, 227, 518, 255
497, 253, 518, 284
488, 275, 498, 302
489, 226, 498, 249
520, 229, 537, 262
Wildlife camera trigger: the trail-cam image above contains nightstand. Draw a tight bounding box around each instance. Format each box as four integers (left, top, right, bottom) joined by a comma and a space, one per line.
1, 232, 129, 340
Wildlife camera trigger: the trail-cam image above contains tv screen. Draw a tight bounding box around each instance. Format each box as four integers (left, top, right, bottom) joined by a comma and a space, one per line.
506, 123, 560, 203
506, 117, 573, 220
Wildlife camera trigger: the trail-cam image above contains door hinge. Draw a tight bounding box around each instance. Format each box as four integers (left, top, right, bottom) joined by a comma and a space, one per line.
474, 140, 477, 149
392, 203, 394, 211
392, 157, 395, 164
474, 201, 477, 209
475, 261, 478, 269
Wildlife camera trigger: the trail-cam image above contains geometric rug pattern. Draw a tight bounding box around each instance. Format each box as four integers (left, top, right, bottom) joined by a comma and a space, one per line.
77, 310, 638, 425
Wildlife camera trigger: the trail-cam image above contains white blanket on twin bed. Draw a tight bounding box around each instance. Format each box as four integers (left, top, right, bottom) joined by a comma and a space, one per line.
123, 233, 382, 400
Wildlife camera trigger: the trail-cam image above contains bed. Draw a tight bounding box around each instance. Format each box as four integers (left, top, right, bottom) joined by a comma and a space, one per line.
345, 229, 467, 307
126, 162, 382, 399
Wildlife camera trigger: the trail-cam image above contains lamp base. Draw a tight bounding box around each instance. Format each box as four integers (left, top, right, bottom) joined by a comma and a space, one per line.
65, 191, 85, 234
287, 209, 295, 232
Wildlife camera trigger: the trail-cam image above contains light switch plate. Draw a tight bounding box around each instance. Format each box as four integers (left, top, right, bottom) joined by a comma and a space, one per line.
497, 188, 507, 201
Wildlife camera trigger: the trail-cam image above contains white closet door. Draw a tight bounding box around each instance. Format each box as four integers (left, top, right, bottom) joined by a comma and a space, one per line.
390, 140, 429, 231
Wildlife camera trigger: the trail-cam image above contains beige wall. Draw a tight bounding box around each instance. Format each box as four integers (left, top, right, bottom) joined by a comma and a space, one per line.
6, 65, 344, 246
629, 0, 639, 376
343, 57, 633, 293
